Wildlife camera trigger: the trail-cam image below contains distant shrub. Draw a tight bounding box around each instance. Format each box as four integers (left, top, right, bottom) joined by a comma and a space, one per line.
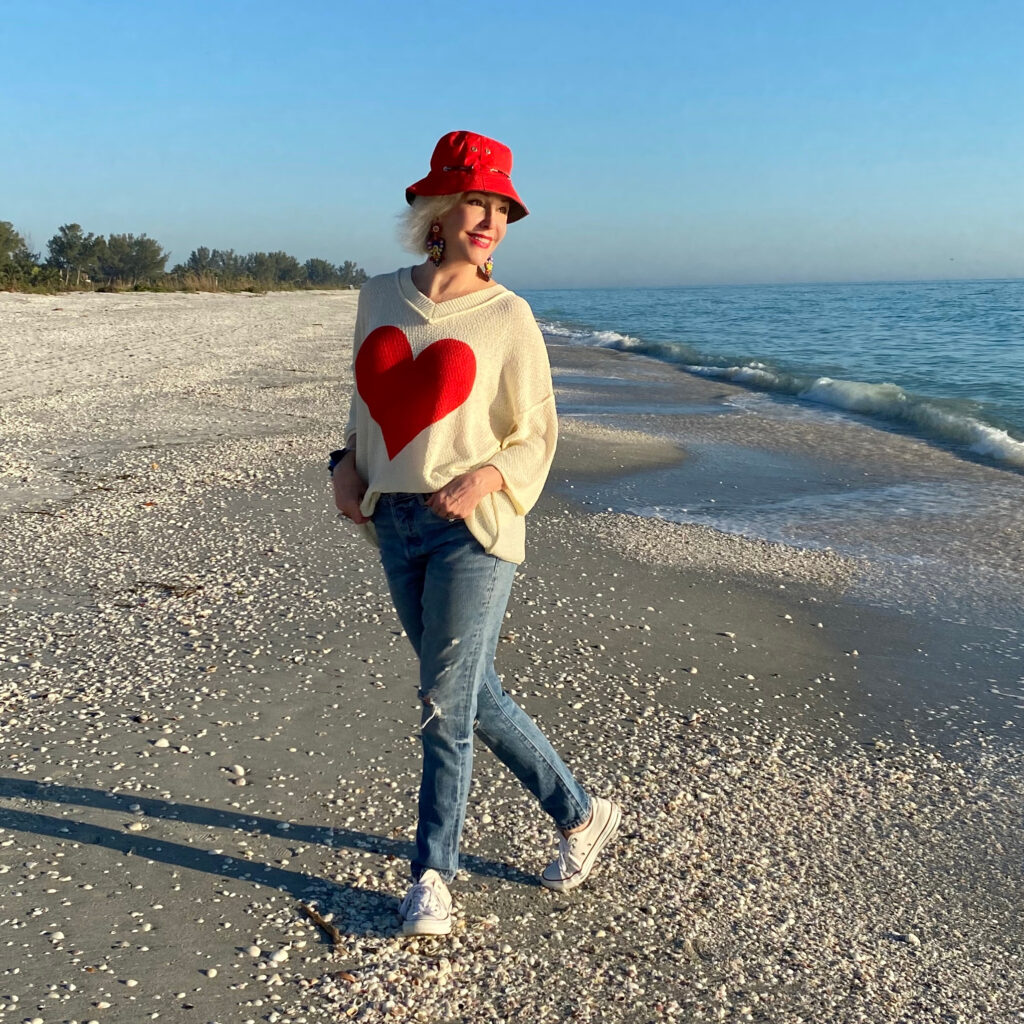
2, 218, 367, 294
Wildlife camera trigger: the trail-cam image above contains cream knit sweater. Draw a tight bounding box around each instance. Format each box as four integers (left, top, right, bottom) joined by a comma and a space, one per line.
344, 268, 557, 564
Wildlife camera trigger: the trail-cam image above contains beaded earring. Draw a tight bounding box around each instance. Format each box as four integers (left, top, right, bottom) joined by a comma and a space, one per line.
426, 223, 445, 267
481, 255, 494, 280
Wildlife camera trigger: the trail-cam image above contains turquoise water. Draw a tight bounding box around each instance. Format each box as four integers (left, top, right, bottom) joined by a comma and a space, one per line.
522, 279, 1024, 469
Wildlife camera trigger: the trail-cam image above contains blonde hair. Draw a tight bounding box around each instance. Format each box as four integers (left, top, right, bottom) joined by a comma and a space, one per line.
398, 193, 465, 256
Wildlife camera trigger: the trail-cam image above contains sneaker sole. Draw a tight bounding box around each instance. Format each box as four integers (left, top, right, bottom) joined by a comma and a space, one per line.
401, 916, 452, 937
540, 799, 622, 892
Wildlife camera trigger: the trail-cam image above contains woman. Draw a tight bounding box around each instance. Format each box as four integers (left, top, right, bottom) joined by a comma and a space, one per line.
332, 130, 620, 936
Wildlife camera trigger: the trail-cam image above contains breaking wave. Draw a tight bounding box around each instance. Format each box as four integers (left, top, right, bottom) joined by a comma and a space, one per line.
539, 321, 1024, 470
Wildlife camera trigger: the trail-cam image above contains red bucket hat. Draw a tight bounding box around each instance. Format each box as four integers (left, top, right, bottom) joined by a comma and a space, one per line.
405, 130, 529, 222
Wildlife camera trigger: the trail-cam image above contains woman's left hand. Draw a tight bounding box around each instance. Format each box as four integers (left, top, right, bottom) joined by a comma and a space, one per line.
428, 466, 505, 520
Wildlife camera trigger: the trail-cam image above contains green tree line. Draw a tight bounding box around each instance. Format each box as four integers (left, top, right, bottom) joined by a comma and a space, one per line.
1, 220, 368, 292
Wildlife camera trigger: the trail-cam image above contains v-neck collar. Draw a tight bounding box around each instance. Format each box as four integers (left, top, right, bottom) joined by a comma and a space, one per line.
397, 267, 507, 323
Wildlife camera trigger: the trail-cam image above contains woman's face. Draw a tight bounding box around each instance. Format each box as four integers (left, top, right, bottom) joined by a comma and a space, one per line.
436, 192, 509, 271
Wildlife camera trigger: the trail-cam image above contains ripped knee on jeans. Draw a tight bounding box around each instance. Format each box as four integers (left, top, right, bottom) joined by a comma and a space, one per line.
418, 692, 443, 729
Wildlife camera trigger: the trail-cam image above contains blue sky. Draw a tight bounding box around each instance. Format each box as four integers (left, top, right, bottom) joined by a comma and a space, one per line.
3, 0, 1022, 288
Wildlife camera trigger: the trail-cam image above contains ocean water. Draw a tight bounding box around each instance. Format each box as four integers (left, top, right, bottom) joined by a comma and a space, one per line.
522, 279, 1024, 470
523, 279, 1024, 630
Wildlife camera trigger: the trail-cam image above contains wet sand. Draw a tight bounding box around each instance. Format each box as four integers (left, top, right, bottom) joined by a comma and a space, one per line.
1, 291, 1022, 1024
550, 341, 1024, 635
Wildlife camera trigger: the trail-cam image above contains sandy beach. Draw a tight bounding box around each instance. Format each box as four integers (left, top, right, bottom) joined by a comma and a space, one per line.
2, 290, 1022, 1024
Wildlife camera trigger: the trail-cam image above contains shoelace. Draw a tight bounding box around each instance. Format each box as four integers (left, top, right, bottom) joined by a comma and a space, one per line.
406, 881, 445, 918
557, 833, 583, 872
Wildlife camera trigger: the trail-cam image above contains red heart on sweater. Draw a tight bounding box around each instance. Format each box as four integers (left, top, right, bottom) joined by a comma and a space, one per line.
356, 326, 477, 459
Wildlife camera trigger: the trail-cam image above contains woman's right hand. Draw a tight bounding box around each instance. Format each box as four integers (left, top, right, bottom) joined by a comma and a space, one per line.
332, 452, 370, 524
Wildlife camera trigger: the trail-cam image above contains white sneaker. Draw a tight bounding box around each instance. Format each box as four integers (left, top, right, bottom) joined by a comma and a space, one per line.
541, 796, 621, 892
399, 869, 453, 936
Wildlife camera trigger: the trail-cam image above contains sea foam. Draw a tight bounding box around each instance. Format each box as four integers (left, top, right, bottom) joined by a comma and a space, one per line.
540, 321, 1024, 470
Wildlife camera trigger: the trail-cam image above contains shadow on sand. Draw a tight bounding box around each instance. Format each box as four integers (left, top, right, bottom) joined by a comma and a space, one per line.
0, 776, 538, 937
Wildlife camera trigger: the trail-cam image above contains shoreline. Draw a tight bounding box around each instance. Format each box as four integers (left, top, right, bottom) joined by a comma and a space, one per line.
547, 338, 1024, 635
1, 291, 1022, 1023
524, 279, 1024, 470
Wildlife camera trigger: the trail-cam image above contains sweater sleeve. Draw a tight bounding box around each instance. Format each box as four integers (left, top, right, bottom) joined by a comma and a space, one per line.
343, 286, 370, 448
485, 303, 558, 516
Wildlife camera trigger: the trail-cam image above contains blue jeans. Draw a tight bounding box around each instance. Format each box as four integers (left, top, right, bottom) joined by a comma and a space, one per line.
373, 493, 591, 881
